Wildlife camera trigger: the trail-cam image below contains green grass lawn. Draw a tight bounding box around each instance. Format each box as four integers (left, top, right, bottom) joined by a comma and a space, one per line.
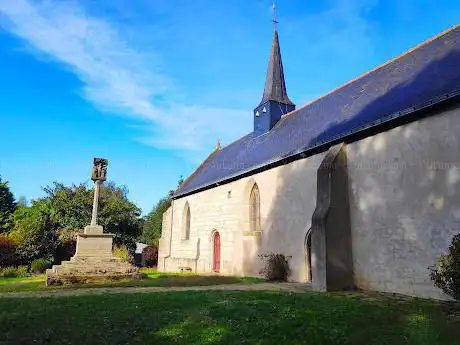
0, 290, 458, 345
0, 270, 262, 293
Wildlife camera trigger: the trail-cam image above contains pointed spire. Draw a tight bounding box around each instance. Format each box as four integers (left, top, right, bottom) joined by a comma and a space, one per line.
253, 3, 295, 135
215, 138, 221, 151
259, 26, 294, 106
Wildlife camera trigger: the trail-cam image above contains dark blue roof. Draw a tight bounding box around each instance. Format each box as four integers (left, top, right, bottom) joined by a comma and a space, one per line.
175, 25, 460, 198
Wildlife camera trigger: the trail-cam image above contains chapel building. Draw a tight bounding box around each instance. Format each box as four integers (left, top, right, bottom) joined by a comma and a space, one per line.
159, 23, 460, 300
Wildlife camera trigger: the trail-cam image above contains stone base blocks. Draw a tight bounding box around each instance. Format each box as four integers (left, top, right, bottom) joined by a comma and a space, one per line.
46, 225, 140, 285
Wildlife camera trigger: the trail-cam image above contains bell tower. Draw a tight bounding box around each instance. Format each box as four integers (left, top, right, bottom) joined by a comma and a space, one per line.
254, 2, 295, 136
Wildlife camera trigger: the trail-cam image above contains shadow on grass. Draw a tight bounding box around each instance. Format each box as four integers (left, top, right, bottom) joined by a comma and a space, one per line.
0, 290, 458, 345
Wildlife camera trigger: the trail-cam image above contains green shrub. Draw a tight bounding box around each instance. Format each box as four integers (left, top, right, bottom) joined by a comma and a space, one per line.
16, 265, 29, 277
430, 233, 460, 300
54, 229, 79, 264
113, 233, 136, 263
1, 267, 16, 277
0, 265, 29, 278
113, 245, 130, 263
259, 253, 291, 281
30, 258, 52, 273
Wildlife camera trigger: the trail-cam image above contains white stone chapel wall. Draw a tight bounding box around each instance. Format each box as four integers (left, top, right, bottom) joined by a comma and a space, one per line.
348, 103, 460, 299
159, 151, 325, 280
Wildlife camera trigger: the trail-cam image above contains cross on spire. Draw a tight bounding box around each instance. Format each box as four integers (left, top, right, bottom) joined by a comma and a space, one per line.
272, 0, 278, 30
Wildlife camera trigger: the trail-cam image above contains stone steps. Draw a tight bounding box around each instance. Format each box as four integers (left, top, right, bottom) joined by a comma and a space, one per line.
49, 268, 136, 275
64, 258, 124, 265
46, 228, 140, 286
47, 253, 138, 278
47, 266, 137, 275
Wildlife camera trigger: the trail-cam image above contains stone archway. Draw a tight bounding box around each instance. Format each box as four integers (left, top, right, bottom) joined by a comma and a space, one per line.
241, 178, 262, 276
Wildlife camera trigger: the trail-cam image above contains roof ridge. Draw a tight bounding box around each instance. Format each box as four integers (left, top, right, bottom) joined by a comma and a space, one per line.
281, 24, 460, 119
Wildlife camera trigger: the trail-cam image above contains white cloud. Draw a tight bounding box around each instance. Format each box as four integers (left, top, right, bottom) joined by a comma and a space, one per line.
0, 0, 250, 154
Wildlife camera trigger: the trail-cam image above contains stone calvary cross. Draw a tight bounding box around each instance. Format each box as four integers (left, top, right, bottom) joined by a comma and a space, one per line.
46, 157, 138, 285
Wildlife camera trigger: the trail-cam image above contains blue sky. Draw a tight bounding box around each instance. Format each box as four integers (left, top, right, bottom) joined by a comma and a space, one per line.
0, 0, 459, 214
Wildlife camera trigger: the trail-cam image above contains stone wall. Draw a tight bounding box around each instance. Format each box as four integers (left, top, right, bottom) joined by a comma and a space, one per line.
159, 152, 325, 280
347, 102, 460, 300
158, 206, 172, 272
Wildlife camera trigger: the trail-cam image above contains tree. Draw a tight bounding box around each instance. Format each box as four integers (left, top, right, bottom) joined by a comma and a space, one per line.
0, 176, 16, 233
139, 197, 171, 245
430, 233, 460, 300
43, 181, 142, 238
10, 199, 59, 263
7, 181, 142, 265
43, 181, 142, 260
0, 234, 19, 267
139, 177, 182, 246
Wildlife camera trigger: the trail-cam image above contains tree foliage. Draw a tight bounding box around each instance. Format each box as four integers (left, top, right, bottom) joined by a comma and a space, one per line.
0, 234, 19, 267
0, 176, 178, 267
4, 181, 142, 265
43, 182, 142, 238
139, 197, 171, 246
0, 176, 16, 233
430, 233, 460, 300
138, 177, 183, 246
30, 258, 52, 273
10, 199, 59, 263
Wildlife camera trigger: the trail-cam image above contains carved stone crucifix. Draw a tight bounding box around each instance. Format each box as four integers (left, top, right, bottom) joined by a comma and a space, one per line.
90, 158, 108, 226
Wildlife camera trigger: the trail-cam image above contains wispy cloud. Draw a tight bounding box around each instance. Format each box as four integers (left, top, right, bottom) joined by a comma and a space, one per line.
0, 0, 250, 154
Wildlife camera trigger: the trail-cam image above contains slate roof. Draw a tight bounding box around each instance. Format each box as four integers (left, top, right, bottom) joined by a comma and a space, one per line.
175, 25, 460, 198
259, 30, 294, 106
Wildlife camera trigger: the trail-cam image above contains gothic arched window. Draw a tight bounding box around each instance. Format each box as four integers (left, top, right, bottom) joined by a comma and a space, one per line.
249, 184, 261, 233
183, 203, 191, 240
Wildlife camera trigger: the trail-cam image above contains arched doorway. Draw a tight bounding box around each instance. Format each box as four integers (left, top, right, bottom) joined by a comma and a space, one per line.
212, 232, 221, 273
305, 230, 312, 282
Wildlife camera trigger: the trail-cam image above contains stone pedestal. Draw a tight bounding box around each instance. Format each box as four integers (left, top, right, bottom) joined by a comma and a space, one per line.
46, 226, 140, 285
84, 225, 103, 234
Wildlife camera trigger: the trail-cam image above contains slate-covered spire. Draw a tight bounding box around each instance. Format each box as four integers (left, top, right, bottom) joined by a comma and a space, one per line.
259, 29, 294, 107
253, 10, 295, 137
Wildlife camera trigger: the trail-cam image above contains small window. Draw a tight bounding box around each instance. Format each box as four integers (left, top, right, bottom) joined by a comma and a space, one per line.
249, 184, 261, 232
183, 203, 191, 240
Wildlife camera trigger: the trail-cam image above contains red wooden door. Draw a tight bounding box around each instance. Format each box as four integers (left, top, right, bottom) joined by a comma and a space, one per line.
213, 232, 221, 273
